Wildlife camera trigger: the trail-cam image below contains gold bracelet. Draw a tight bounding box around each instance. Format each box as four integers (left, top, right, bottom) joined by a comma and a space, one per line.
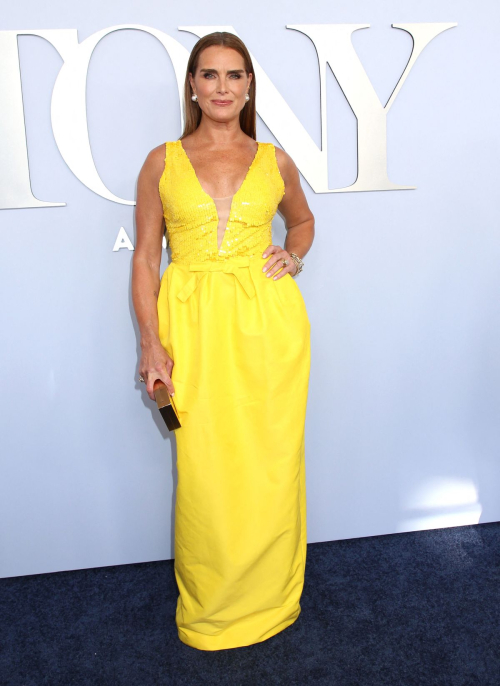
290, 252, 304, 277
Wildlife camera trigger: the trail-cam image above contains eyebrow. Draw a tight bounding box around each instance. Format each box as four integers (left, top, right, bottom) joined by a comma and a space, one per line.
199, 68, 245, 75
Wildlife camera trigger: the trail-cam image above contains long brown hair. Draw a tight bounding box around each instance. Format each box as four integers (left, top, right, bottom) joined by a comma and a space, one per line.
180, 32, 256, 141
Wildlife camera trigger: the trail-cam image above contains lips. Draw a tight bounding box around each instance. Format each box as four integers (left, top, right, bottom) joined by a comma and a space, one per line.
212, 100, 232, 105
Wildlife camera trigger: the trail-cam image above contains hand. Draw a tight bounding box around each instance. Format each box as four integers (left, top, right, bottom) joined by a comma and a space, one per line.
261, 245, 298, 280
139, 340, 175, 401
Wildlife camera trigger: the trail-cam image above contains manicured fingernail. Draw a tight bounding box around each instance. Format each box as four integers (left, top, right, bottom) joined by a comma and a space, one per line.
262, 253, 266, 258
262, 267, 267, 272
266, 272, 271, 277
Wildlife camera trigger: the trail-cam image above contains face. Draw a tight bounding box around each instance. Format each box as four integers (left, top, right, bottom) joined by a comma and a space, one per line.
189, 45, 252, 120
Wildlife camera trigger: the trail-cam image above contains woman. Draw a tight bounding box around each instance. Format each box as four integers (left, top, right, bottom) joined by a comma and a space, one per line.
132, 32, 315, 651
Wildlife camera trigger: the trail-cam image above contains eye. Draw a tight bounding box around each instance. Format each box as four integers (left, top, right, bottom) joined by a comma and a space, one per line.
202, 73, 242, 79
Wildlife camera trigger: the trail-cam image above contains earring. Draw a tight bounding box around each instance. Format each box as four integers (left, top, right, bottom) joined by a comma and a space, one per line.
191, 93, 198, 102
245, 93, 250, 101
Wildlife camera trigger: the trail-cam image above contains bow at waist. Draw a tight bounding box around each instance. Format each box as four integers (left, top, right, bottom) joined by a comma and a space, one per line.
176, 256, 257, 302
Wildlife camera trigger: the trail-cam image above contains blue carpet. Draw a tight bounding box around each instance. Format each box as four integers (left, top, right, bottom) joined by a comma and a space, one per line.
1, 522, 498, 685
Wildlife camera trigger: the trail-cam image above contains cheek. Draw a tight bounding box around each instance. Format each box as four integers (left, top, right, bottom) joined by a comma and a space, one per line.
230, 81, 246, 95
198, 81, 213, 95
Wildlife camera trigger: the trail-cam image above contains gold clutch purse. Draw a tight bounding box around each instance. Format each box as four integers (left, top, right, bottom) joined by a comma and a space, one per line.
153, 380, 181, 431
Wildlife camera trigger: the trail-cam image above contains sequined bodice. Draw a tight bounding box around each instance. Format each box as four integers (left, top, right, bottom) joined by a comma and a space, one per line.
158, 140, 285, 264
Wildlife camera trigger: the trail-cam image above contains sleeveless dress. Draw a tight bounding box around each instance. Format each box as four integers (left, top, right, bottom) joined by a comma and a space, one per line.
157, 139, 311, 651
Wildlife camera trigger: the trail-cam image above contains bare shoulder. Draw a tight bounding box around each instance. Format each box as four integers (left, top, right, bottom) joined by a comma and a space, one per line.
139, 142, 167, 182
273, 145, 297, 186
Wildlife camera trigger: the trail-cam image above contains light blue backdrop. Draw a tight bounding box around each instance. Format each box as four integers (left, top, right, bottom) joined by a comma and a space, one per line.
1, 0, 499, 578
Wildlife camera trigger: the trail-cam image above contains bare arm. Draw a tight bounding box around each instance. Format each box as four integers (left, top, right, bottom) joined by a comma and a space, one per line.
262, 147, 315, 279
132, 145, 175, 400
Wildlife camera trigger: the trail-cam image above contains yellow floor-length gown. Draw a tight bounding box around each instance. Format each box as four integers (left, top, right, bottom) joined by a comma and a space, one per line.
157, 139, 311, 651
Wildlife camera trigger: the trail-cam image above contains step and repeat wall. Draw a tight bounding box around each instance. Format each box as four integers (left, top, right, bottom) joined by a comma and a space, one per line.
1, 1, 499, 578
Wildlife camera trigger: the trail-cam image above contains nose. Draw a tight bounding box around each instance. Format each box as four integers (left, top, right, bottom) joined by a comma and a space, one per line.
217, 78, 228, 94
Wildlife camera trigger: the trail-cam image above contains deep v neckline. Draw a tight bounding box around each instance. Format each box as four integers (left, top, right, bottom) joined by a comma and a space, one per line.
177, 140, 261, 253
178, 139, 261, 204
